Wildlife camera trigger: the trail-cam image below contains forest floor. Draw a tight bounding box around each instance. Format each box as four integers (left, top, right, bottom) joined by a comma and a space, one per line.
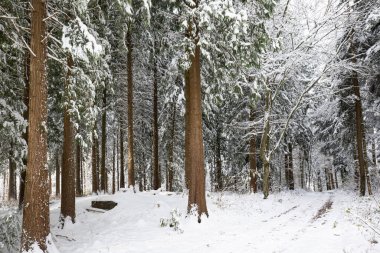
50, 190, 380, 253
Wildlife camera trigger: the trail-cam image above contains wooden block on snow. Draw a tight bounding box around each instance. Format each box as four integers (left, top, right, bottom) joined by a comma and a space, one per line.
91, 201, 118, 210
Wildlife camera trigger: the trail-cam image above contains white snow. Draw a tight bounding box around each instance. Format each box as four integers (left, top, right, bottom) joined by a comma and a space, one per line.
50, 190, 380, 253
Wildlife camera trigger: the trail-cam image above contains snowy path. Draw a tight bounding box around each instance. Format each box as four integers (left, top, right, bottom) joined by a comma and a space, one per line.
51, 190, 380, 253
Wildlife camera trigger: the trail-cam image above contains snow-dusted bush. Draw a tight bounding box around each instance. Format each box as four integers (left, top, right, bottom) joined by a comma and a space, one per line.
0, 209, 21, 253
160, 208, 183, 233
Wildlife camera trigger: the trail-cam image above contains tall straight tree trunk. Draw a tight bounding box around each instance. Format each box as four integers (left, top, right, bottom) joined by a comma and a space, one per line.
21, 0, 50, 250
19, 28, 30, 210
92, 131, 99, 193
215, 128, 222, 191
152, 53, 160, 190
353, 71, 367, 196
249, 110, 257, 193
101, 87, 107, 192
56, 150, 60, 196
185, 21, 208, 219
285, 152, 289, 187
120, 126, 125, 188
8, 150, 17, 201
372, 140, 377, 167
184, 70, 191, 189
76, 142, 82, 196
112, 139, 116, 194
168, 102, 176, 192
260, 90, 272, 199
362, 130, 372, 195
300, 149, 304, 189
288, 143, 295, 190
126, 27, 135, 188
61, 54, 76, 225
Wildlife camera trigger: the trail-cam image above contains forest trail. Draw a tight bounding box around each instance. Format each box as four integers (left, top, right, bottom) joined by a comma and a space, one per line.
50, 190, 380, 253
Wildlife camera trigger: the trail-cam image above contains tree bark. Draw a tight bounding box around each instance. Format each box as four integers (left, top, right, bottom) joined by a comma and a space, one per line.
120, 126, 125, 188
8, 149, 17, 201
92, 131, 99, 193
215, 127, 222, 191
127, 27, 135, 188
19, 27, 30, 210
249, 110, 257, 193
76, 142, 82, 196
101, 87, 107, 192
288, 143, 294, 190
56, 150, 60, 196
260, 90, 272, 199
152, 52, 160, 190
21, 0, 50, 250
352, 71, 367, 196
112, 138, 116, 194
61, 54, 76, 225
168, 102, 176, 192
185, 25, 208, 219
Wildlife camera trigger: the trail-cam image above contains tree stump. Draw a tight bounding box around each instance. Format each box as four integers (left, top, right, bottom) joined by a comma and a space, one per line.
91, 201, 118, 210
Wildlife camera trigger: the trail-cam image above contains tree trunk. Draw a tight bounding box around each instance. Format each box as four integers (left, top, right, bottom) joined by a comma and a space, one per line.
61, 54, 76, 225
112, 138, 116, 194
8, 149, 17, 201
185, 29, 208, 219
19, 29, 30, 210
168, 102, 176, 192
21, 0, 50, 250
127, 27, 135, 188
152, 53, 160, 190
260, 90, 272, 199
120, 126, 125, 188
76, 142, 82, 196
288, 143, 295, 190
362, 130, 372, 195
249, 110, 257, 193
300, 149, 304, 189
101, 87, 107, 192
92, 131, 99, 193
56, 150, 60, 196
215, 127, 222, 191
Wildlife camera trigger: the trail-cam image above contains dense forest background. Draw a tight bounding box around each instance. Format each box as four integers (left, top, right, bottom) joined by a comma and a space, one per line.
0, 0, 379, 252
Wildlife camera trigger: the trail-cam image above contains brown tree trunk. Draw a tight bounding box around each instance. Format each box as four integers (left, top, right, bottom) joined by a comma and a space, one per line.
249, 110, 257, 193
288, 143, 295, 190
61, 54, 76, 225
120, 126, 125, 188
92, 131, 99, 193
362, 130, 372, 195
168, 102, 176, 192
101, 87, 107, 192
185, 35, 208, 219
285, 152, 289, 187
300, 149, 304, 189
21, 0, 50, 250
184, 69, 191, 189
8, 150, 17, 201
127, 27, 135, 188
76, 142, 82, 196
152, 53, 160, 190
215, 128, 222, 191
56, 150, 60, 196
19, 29, 30, 210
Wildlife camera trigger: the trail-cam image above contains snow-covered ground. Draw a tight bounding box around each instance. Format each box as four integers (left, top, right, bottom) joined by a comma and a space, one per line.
51, 190, 380, 253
